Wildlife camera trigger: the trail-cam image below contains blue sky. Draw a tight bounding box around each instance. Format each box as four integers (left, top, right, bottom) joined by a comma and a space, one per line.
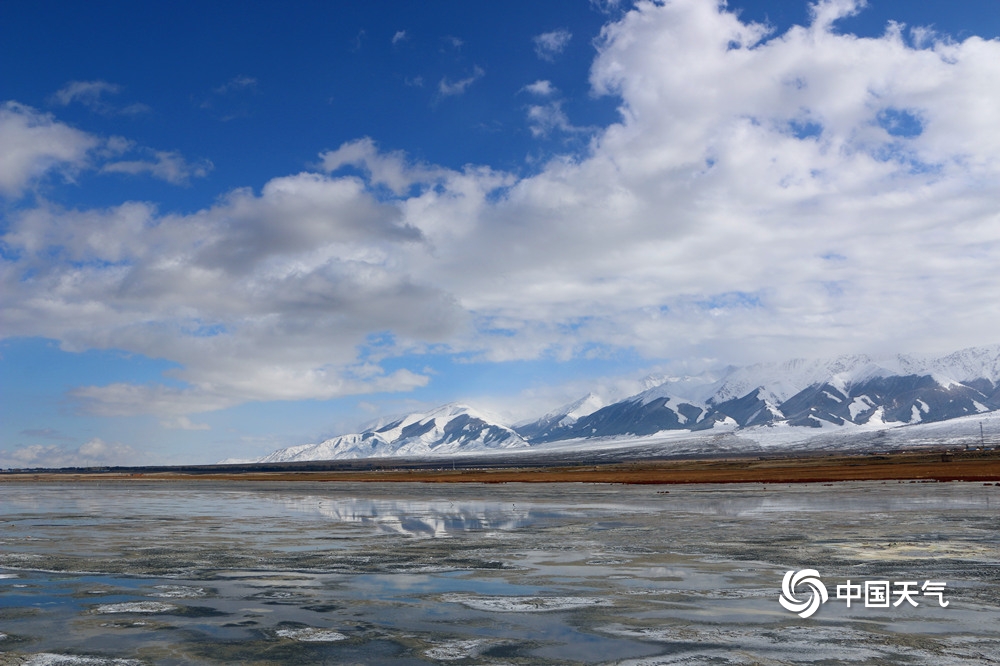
2, 0, 1000, 466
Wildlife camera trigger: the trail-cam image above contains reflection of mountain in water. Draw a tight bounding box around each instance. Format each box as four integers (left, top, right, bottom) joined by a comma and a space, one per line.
274, 496, 539, 537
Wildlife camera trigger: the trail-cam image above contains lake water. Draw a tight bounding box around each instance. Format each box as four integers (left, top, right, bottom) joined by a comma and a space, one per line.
0, 480, 997, 664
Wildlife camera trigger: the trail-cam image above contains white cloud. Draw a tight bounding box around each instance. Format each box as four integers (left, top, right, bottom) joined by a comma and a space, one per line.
521, 81, 589, 137
0, 102, 211, 194
392, 30, 407, 45
810, 0, 866, 31
2, 165, 452, 417
438, 66, 485, 97
320, 137, 447, 195
102, 149, 213, 185
522, 80, 556, 96
52, 80, 150, 115
0, 102, 98, 197
0, 438, 140, 469
534, 29, 572, 61
53, 80, 121, 106
526, 101, 591, 137
5, 0, 1000, 420
416, 0, 1000, 364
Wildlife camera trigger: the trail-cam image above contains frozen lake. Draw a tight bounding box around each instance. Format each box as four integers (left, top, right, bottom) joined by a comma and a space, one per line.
1, 480, 998, 664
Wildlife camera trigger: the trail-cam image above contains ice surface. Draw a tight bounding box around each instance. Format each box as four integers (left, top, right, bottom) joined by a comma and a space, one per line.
423, 638, 498, 660
19, 656, 143, 666
93, 602, 178, 614
442, 593, 613, 612
0, 481, 997, 665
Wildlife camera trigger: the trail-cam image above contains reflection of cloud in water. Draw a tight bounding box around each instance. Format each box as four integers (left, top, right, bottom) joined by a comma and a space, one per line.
272, 496, 539, 537
653, 485, 995, 518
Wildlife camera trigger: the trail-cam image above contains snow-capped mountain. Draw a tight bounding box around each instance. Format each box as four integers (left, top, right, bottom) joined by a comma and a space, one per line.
520, 346, 1000, 440
257, 404, 529, 462
246, 345, 1000, 463
513, 392, 606, 442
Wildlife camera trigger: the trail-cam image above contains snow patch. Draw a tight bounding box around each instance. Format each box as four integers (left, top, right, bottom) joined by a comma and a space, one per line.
424, 639, 496, 660
275, 627, 348, 642
152, 585, 206, 598
22, 656, 143, 666
93, 602, 177, 614
866, 406, 888, 426
848, 396, 875, 420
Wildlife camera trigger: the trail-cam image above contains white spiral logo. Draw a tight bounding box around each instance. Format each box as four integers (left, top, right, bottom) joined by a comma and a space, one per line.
779, 569, 828, 618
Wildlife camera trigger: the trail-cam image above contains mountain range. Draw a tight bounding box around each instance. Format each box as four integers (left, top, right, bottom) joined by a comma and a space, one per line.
242, 345, 1000, 463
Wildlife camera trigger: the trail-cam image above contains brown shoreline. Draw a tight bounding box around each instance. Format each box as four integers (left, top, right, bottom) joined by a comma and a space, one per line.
3, 450, 999, 485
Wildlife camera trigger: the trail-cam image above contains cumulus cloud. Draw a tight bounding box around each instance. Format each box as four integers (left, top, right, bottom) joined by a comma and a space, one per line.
0, 102, 210, 194
2, 164, 454, 417
526, 102, 568, 136
521, 81, 589, 137
0, 438, 139, 469
810, 0, 866, 30
421, 0, 1000, 364
525, 101, 592, 137
522, 80, 556, 96
392, 30, 407, 45
533, 28, 572, 61
320, 137, 448, 195
4, 0, 1000, 420
0, 102, 98, 197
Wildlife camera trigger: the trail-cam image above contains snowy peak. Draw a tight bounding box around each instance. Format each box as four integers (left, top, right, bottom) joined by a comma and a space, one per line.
258, 403, 529, 462
514, 393, 606, 441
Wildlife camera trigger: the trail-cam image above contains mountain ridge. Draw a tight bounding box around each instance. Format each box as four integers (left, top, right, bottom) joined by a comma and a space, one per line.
242, 345, 1000, 463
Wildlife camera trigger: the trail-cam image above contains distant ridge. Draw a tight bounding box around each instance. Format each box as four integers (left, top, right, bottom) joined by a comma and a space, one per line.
243, 345, 1000, 463
254, 404, 528, 463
